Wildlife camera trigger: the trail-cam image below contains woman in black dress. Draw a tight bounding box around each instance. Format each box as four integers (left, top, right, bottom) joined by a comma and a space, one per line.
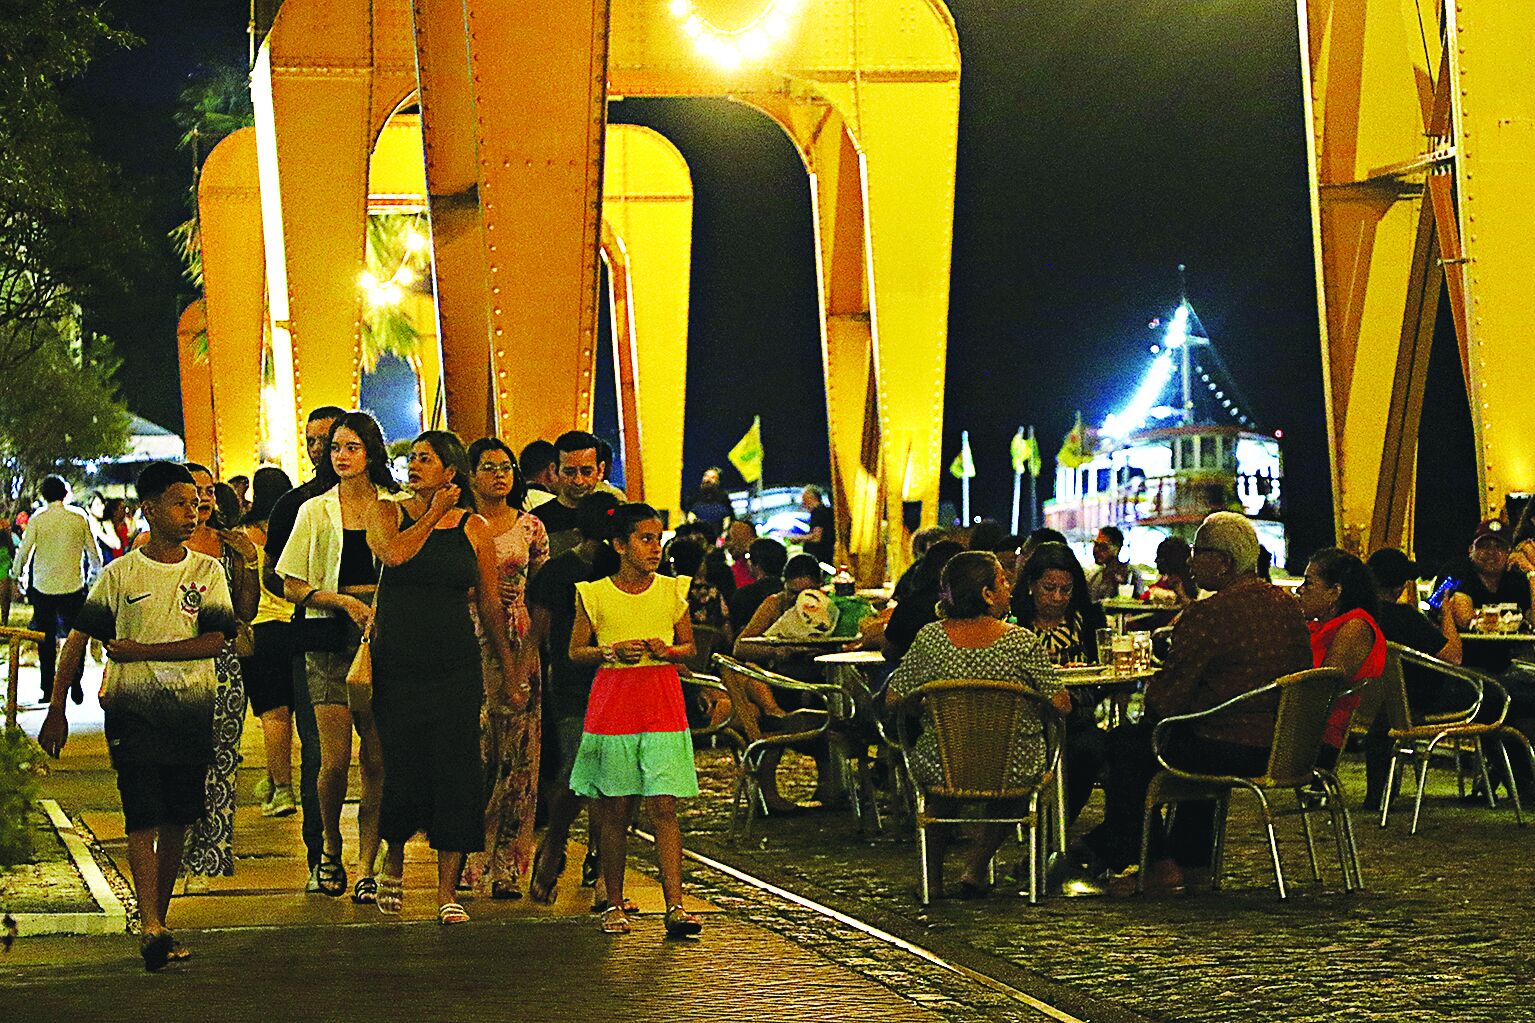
366, 431, 517, 924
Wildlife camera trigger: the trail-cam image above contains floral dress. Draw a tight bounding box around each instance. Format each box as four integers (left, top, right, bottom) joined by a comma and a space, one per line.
463, 512, 549, 891
183, 547, 246, 877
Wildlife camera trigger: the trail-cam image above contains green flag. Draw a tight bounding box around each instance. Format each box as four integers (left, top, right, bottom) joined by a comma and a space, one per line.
1010, 427, 1042, 476
728, 416, 764, 484
949, 430, 975, 479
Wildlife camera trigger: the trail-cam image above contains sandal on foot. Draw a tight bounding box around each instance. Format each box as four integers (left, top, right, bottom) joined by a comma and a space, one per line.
664, 905, 702, 938
376, 874, 403, 915
315, 850, 347, 898
438, 902, 470, 926
140, 932, 174, 972
166, 938, 191, 962
351, 876, 378, 905
528, 843, 566, 905
599, 905, 631, 935
590, 896, 639, 915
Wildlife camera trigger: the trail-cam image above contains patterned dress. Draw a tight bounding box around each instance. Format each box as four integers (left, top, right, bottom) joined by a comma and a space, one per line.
183, 547, 246, 877
463, 512, 549, 891
887, 621, 1062, 789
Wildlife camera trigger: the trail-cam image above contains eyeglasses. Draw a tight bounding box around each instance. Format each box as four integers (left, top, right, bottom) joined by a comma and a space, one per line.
477, 462, 514, 476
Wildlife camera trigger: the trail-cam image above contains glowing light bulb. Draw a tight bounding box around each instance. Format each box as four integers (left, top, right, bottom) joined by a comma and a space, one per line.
358, 270, 378, 289
404, 231, 429, 253
683, 14, 703, 37
668, 0, 690, 14
393, 266, 417, 286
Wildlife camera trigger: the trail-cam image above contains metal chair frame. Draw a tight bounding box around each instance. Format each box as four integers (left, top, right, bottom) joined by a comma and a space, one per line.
1138, 667, 1360, 900
712, 654, 840, 843
1382, 643, 1535, 833
894, 679, 1064, 905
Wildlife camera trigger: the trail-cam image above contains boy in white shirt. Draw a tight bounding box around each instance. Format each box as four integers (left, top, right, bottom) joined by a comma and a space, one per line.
38, 462, 237, 971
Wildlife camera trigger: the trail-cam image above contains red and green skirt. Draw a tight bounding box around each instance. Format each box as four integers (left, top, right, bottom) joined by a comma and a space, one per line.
569, 665, 699, 798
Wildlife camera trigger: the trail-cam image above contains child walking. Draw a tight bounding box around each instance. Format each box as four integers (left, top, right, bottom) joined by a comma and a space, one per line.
38, 462, 238, 971
568, 503, 703, 938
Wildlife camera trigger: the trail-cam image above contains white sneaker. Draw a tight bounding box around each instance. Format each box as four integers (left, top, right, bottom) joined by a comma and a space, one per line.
254, 774, 275, 806
306, 864, 322, 894
263, 785, 297, 817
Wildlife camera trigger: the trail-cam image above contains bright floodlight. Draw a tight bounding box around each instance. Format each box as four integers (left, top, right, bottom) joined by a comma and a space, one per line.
675, 0, 800, 70
1102, 304, 1191, 441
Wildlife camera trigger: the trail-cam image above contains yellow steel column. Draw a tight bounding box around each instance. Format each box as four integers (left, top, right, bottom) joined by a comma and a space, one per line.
1299, 0, 1438, 551
1453, 1, 1535, 512
411, 0, 494, 438
258, 0, 374, 421
465, 0, 613, 446
176, 299, 215, 469
198, 128, 268, 481
601, 124, 693, 526
601, 226, 644, 502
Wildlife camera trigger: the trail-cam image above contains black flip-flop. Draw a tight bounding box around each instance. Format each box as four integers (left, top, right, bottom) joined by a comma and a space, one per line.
141, 932, 174, 972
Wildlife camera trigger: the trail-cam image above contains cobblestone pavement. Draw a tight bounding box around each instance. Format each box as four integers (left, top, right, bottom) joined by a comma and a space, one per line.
674, 748, 1535, 1023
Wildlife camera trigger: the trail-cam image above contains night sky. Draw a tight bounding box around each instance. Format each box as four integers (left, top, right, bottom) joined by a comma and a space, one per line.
63, 0, 1480, 571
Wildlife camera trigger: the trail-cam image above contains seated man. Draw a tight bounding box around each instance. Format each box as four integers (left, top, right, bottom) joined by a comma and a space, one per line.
1359, 547, 1461, 810
1082, 512, 1310, 891
1086, 525, 1145, 601
1441, 520, 1533, 676
728, 537, 787, 634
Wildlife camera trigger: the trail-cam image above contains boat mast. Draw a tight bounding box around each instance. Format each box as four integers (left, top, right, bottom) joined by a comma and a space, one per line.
1178, 264, 1192, 425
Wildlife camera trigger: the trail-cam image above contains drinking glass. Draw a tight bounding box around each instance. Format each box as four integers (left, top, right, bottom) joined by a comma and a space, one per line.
1111, 633, 1135, 677
1132, 631, 1153, 672
1095, 627, 1115, 666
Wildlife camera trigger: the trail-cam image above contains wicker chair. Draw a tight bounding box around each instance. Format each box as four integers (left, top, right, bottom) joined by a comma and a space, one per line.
712, 654, 841, 842
1138, 666, 1358, 899
895, 679, 1063, 905
1381, 642, 1535, 833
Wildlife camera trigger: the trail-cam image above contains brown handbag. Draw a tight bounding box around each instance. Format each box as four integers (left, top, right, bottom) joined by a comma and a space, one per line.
345, 562, 385, 687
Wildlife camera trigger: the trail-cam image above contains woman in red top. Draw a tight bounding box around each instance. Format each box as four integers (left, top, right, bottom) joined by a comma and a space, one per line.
1296, 548, 1386, 766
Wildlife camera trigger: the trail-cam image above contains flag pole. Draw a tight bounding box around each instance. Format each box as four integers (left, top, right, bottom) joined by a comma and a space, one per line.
960, 429, 971, 526
1011, 430, 1023, 535
1026, 424, 1040, 532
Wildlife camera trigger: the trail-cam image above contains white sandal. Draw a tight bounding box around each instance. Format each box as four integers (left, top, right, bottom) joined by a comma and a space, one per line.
438, 901, 470, 926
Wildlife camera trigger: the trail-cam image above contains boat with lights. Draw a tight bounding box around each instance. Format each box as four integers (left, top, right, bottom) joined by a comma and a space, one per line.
1042, 298, 1288, 571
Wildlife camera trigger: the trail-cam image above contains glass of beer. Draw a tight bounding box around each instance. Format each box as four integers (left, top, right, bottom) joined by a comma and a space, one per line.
1096, 628, 1115, 666
1132, 631, 1154, 672
1112, 633, 1136, 677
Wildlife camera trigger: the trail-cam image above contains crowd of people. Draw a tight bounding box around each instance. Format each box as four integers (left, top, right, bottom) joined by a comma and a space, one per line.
10, 416, 1535, 965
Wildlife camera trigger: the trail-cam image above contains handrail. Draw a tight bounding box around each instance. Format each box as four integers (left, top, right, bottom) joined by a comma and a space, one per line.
3, 626, 49, 732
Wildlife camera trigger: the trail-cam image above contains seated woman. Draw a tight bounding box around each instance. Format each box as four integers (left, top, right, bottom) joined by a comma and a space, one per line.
887, 551, 1071, 898
1295, 547, 1386, 771
882, 540, 964, 662
1012, 542, 1107, 665
1145, 536, 1197, 606
1012, 542, 1110, 823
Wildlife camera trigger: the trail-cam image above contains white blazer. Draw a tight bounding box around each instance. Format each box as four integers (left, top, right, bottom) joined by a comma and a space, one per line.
274, 484, 397, 619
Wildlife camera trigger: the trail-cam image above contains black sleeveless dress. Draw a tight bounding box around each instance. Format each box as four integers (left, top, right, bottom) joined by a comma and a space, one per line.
371, 510, 485, 852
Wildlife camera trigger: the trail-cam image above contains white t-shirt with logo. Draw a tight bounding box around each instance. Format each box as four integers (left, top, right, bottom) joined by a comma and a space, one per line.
75, 548, 236, 765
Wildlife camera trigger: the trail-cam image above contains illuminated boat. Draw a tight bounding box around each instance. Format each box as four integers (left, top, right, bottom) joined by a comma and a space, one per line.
1042, 300, 1287, 571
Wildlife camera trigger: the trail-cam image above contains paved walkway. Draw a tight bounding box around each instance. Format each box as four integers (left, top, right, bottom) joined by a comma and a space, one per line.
3, 662, 1059, 1022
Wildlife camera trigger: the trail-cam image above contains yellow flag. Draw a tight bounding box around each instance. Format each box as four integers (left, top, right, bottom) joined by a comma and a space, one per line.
728, 416, 764, 484
949, 430, 975, 479
1056, 412, 1093, 469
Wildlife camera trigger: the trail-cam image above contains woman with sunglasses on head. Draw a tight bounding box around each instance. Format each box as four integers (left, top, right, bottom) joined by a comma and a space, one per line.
459, 438, 549, 900
275, 412, 396, 902
364, 431, 517, 924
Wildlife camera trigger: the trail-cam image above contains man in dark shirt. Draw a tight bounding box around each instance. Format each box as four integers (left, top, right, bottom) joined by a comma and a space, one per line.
519, 440, 559, 495
1087, 512, 1311, 888
531, 431, 607, 559
728, 537, 787, 633
261, 405, 344, 886
800, 485, 835, 565
524, 491, 620, 901
1360, 547, 1461, 808
1442, 520, 1533, 675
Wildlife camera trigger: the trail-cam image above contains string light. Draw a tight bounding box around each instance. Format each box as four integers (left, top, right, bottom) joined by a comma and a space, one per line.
669, 0, 804, 71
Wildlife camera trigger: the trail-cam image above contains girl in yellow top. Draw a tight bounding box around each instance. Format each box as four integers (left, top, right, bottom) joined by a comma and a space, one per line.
569, 503, 702, 939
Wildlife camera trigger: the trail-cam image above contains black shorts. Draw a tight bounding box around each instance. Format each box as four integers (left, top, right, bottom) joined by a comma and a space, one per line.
115, 762, 208, 833
240, 620, 294, 716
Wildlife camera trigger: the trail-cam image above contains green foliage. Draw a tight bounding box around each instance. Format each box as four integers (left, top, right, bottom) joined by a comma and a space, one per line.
361, 213, 433, 371
0, 1, 145, 371
0, 728, 48, 866
170, 63, 257, 287
0, 315, 131, 502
